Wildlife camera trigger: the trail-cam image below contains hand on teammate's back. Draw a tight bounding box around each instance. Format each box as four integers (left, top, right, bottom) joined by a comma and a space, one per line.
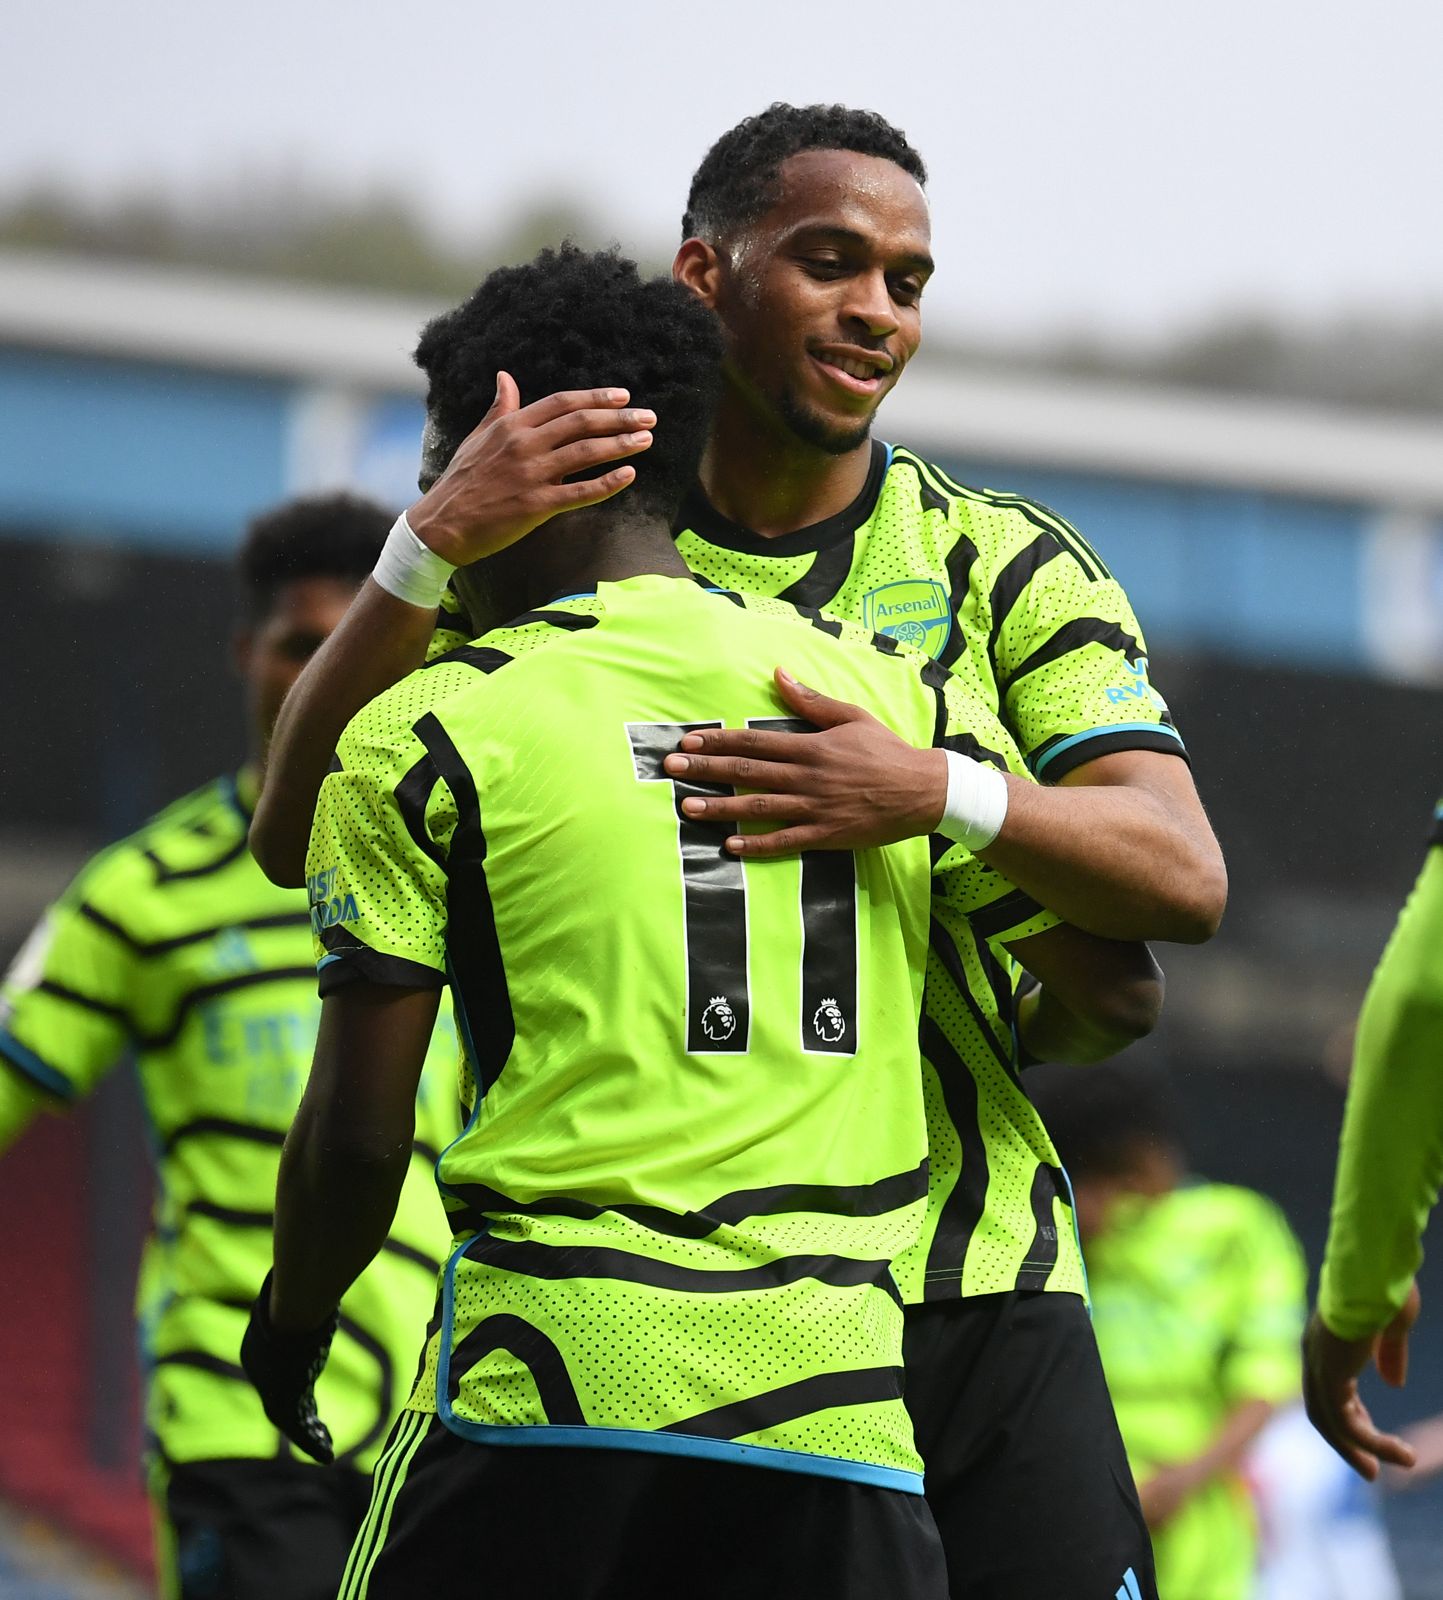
1301, 1284, 1421, 1480
240, 1270, 339, 1465
408, 371, 656, 567
661, 668, 947, 856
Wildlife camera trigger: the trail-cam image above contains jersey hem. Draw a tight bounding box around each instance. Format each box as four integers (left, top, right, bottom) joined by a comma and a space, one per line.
427, 1408, 925, 1494
0, 1028, 77, 1100
1032, 723, 1188, 783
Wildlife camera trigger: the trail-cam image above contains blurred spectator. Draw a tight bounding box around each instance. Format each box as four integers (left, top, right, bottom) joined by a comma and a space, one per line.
1031, 1062, 1307, 1600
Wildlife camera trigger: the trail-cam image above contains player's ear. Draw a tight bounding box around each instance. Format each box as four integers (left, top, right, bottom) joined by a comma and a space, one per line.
673, 238, 725, 309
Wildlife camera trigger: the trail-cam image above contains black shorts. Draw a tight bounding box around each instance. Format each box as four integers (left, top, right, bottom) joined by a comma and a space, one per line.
904, 1291, 1158, 1600
346, 1411, 950, 1600
154, 1455, 373, 1600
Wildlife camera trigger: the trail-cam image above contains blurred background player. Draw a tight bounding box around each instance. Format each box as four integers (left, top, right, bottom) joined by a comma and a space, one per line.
249, 107, 1219, 1594
1302, 793, 1443, 1479
0, 495, 456, 1600
1031, 1062, 1307, 1600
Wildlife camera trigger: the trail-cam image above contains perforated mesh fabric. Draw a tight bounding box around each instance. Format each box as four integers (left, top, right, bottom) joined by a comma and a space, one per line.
322, 576, 1044, 1481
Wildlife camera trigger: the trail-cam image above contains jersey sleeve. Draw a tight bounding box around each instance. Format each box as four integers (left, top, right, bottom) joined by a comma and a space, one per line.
0, 852, 143, 1105
1218, 1194, 1307, 1406
1319, 830, 1443, 1339
307, 693, 456, 996
986, 505, 1187, 783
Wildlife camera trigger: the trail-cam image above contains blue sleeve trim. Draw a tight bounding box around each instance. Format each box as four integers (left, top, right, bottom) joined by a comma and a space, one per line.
316, 953, 343, 970
0, 1028, 78, 1101
432, 1233, 923, 1495
1031, 721, 1186, 781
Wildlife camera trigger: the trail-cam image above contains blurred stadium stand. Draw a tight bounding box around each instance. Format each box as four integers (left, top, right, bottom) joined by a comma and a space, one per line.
1, 248, 1441, 1591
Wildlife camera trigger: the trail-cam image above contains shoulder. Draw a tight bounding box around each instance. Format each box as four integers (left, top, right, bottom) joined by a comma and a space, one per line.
1170, 1182, 1299, 1248
885, 443, 1113, 580
64, 778, 240, 906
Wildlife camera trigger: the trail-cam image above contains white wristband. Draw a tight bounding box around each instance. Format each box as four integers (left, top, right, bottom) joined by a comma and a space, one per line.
937, 749, 1009, 851
372, 511, 457, 609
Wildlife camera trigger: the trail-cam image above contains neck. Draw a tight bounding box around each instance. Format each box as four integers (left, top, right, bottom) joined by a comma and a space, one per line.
698, 375, 875, 537
478, 507, 692, 619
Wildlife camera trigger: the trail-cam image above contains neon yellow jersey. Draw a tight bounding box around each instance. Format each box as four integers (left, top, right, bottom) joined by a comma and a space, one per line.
1320, 800, 1443, 1339
311, 575, 1053, 1491
1086, 1183, 1306, 1600
0, 773, 458, 1471
429, 441, 1170, 1303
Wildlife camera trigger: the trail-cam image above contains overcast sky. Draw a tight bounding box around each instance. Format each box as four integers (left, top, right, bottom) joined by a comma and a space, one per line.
7, 0, 1442, 346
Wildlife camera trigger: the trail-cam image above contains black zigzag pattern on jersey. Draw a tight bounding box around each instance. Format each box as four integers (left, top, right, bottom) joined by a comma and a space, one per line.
662, 1365, 905, 1440
412, 713, 514, 1100
776, 535, 858, 610
425, 644, 514, 674
919, 1011, 989, 1298
143, 834, 249, 884
394, 752, 448, 871
1016, 1163, 1065, 1291
160, 1117, 288, 1157
500, 609, 600, 632
987, 534, 1066, 670
333, 1310, 397, 1467
916, 454, 1116, 583
446, 1314, 584, 1425
967, 889, 1047, 943
997, 616, 1143, 697
34, 978, 130, 1025
463, 1226, 900, 1303
890, 449, 952, 517
133, 968, 315, 1050
446, 1160, 929, 1241
76, 904, 311, 957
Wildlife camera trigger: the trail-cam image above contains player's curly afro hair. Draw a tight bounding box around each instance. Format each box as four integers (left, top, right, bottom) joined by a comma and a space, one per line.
237, 492, 393, 621
415, 244, 724, 523
682, 103, 927, 243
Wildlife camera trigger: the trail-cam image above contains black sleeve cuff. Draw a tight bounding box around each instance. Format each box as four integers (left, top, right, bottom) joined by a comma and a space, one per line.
316, 929, 445, 997
1032, 726, 1190, 784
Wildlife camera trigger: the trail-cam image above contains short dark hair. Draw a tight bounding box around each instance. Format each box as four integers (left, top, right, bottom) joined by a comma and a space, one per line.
415, 244, 723, 523
682, 103, 927, 242
236, 492, 392, 621
1027, 1062, 1182, 1182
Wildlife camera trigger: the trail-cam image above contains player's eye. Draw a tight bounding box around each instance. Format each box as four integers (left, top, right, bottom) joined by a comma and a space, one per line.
801, 255, 849, 278
890, 276, 925, 306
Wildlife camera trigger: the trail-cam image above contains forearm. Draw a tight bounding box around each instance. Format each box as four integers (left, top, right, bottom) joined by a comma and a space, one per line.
1017, 979, 1155, 1065
1192, 1398, 1276, 1484
980, 770, 1225, 944
1320, 852, 1443, 1339
270, 1100, 414, 1332
251, 579, 437, 886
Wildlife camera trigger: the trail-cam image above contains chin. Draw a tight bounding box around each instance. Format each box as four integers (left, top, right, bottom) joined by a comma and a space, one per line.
778, 390, 875, 456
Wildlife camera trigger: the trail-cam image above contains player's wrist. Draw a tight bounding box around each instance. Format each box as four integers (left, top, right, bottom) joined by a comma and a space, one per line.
936, 750, 1009, 850
373, 510, 458, 608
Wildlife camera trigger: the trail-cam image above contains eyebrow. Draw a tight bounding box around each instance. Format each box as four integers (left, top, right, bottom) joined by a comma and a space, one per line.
790, 225, 935, 276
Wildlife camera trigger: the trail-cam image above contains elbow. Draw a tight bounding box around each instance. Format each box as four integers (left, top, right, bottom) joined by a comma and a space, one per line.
1087, 951, 1166, 1048
1166, 847, 1228, 945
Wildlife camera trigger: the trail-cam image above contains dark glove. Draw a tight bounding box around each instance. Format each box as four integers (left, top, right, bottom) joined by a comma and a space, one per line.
241, 1269, 339, 1464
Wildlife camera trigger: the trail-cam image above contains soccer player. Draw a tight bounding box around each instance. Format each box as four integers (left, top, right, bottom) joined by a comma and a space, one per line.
250, 106, 1222, 1595
1301, 795, 1443, 1480
1032, 1063, 1308, 1600
0, 496, 457, 1600
240, 246, 1163, 1600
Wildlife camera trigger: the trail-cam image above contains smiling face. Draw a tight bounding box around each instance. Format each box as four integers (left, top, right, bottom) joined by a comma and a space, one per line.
709, 149, 932, 455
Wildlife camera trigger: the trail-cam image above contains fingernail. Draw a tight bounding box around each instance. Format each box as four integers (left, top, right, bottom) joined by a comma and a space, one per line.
664, 754, 689, 773
607, 389, 629, 403
681, 797, 705, 815
679, 734, 702, 750
626, 431, 652, 446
